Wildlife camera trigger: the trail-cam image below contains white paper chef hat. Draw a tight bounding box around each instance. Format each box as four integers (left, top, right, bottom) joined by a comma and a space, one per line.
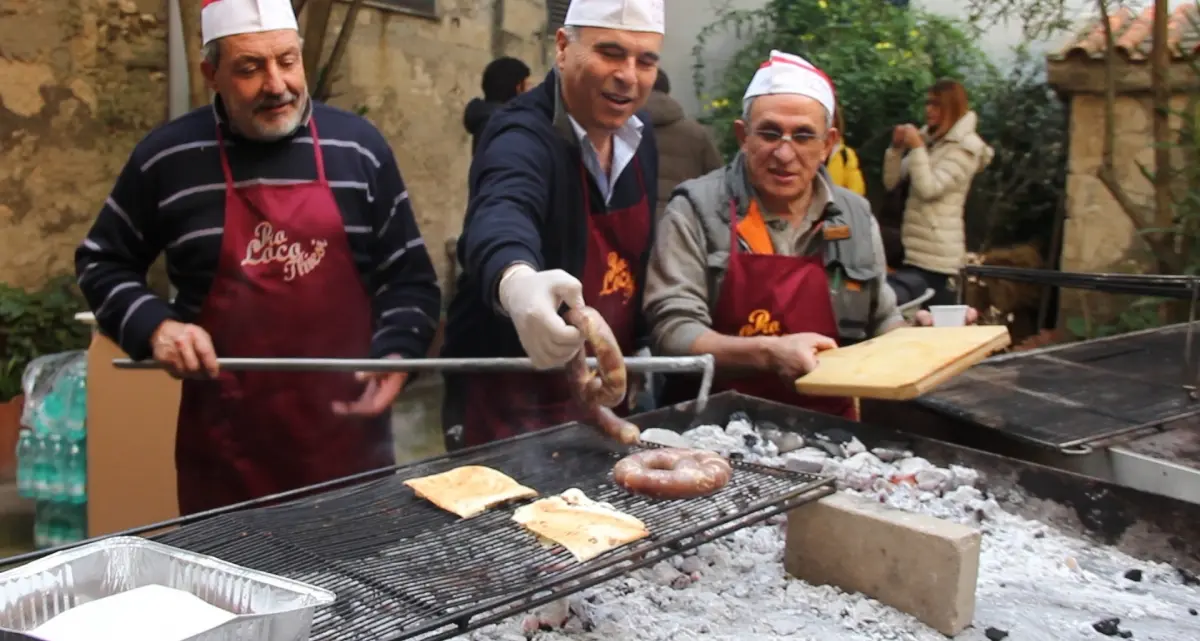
202, 0, 300, 46
564, 0, 665, 34
743, 50, 835, 117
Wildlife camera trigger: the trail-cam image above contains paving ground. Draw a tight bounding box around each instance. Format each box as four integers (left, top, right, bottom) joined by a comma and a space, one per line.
390, 377, 448, 464
0, 483, 34, 558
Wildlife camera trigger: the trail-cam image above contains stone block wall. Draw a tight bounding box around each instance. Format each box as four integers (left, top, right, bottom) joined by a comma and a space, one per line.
1059, 91, 1192, 323
0, 0, 168, 291
0, 0, 551, 301
315, 0, 549, 300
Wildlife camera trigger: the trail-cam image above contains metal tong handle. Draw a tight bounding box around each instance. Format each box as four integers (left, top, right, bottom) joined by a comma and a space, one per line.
113, 355, 717, 410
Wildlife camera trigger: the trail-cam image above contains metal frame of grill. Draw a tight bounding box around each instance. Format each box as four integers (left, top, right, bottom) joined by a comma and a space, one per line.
910, 322, 1200, 453
14, 420, 832, 641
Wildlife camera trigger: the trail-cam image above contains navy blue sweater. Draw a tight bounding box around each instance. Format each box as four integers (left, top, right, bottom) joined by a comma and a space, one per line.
75, 99, 441, 362
442, 70, 659, 361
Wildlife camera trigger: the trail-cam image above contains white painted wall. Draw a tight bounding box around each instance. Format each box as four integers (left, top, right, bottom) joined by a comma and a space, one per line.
659, 0, 770, 118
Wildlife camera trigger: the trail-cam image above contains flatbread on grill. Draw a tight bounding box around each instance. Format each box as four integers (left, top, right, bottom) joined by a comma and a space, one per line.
513, 488, 649, 562
403, 465, 538, 518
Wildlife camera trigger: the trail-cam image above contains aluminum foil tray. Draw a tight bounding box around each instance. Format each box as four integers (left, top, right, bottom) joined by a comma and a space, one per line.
0, 536, 336, 641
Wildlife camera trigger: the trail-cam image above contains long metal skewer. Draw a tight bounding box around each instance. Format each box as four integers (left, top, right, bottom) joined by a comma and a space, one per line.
113, 355, 718, 409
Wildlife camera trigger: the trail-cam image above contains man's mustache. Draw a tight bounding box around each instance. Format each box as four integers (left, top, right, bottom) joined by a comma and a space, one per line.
253, 90, 300, 112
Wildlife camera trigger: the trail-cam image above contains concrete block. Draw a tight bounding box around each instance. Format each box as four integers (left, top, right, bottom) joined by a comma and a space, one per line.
784, 492, 981, 636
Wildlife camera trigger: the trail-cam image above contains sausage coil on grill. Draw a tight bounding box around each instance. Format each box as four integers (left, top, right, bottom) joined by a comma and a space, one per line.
563, 306, 641, 445
612, 448, 733, 499
561, 307, 732, 497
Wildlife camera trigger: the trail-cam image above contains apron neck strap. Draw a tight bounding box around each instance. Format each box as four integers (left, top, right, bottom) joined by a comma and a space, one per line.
212, 114, 326, 186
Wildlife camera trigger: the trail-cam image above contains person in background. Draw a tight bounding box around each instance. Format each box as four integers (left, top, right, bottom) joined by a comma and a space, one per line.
463, 56, 532, 156
825, 101, 865, 196
883, 78, 994, 307
643, 51, 976, 419
633, 67, 723, 412
73, 0, 441, 514
440, 0, 663, 449
644, 69, 724, 219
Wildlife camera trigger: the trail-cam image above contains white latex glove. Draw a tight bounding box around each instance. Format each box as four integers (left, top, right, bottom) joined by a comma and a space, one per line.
498, 264, 586, 369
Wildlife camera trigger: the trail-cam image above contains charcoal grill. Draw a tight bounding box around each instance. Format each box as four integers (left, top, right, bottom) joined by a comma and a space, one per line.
893, 322, 1200, 453
117, 421, 834, 641
643, 391, 1200, 574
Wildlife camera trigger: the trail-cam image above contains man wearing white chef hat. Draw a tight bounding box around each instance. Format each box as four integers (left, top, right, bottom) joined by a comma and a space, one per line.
440, 0, 664, 448
643, 50, 974, 419
75, 0, 441, 513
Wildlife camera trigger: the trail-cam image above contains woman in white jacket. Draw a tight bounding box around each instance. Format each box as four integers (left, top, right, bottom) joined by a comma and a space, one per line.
883, 78, 994, 307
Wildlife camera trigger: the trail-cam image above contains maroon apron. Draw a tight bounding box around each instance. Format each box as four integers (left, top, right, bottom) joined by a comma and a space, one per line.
662, 201, 856, 419
454, 158, 651, 448
174, 117, 394, 515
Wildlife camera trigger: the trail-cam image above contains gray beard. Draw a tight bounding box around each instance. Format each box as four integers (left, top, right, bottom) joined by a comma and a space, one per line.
236, 92, 310, 141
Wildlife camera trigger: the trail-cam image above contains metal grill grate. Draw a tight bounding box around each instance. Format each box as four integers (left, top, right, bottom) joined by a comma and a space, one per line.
155, 423, 834, 641
920, 323, 1200, 450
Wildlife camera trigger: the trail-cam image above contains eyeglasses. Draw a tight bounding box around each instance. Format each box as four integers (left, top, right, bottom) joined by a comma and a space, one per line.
752, 129, 825, 149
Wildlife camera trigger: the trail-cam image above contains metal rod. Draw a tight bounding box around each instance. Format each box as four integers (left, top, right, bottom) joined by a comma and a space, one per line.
113, 355, 718, 408
695, 354, 715, 412
1187, 282, 1200, 399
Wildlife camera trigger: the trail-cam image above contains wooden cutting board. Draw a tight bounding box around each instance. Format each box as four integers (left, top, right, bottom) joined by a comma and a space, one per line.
793, 325, 1012, 400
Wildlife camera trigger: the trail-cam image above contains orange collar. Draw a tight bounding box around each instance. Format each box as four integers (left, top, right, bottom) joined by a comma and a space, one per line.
736, 201, 775, 255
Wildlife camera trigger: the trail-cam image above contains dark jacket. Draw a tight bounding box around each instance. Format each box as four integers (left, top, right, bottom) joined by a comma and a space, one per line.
463, 98, 501, 157
644, 91, 723, 219
443, 69, 659, 360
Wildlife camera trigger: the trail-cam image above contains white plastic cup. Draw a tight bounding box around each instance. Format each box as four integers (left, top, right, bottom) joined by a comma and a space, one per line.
929, 305, 969, 327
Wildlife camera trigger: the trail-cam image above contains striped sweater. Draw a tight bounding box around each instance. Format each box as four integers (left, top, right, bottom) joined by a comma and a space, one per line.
74, 98, 441, 362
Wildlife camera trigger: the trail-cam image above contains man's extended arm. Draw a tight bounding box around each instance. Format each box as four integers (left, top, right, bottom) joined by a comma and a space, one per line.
74, 147, 175, 361
643, 196, 776, 371
460, 127, 553, 312
368, 148, 442, 359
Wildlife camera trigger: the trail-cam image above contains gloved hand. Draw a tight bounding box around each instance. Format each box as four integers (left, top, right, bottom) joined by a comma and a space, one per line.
498, 264, 586, 369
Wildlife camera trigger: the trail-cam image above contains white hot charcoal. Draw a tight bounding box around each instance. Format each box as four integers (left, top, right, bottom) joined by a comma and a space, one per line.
454, 417, 1200, 641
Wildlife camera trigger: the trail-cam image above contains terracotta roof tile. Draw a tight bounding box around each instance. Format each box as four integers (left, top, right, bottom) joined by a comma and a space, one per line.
1048, 3, 1199, 62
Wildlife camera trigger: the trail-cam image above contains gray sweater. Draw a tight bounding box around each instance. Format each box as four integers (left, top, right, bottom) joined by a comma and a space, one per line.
644, 156, 902, 356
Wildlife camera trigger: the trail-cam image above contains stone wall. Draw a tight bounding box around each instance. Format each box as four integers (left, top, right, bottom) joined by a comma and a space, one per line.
0, 0, 551, 299
1060, 93, 1161, 274
0, 0, 168, 291
314, 0, 549, 299
1056, 83, 1191, 324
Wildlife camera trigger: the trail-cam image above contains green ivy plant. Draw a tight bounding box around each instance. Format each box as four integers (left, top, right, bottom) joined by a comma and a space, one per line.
966, 46, 1068, 253
0, 276, 93, 402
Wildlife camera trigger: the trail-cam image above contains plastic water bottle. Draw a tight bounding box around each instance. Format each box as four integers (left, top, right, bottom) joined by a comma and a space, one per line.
36, 392, 65, 438
31, 436, 51, 499
66, 503, 87, 543
65, 443, 86, 504
46, 503, 67, 548
45, 436, 65, 501
15, 431, 35, 498
33, 502, 52, 549
62, 369, 87, 443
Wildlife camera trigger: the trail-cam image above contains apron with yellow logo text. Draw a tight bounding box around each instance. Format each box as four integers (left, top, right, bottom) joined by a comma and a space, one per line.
450, 158, 650, 449
174, 117, 394, 515
661, 200, 856, 419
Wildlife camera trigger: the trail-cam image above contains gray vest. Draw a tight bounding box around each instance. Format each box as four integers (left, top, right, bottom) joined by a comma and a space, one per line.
673, 167, 883, 343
